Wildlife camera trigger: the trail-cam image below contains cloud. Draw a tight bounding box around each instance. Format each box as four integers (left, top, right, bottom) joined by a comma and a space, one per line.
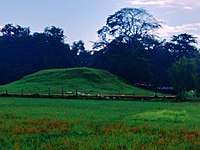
129, 0, 174, 7
128, 0, 200, 10
183, 6, 193, 10
157, 23, 200, 37
157, 23, 200, 45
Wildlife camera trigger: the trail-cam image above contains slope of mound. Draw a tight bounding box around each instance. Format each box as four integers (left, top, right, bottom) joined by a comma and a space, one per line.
0, 67, 153, 95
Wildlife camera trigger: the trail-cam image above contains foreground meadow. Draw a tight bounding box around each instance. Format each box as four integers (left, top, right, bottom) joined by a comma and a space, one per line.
0, 97, 199, 149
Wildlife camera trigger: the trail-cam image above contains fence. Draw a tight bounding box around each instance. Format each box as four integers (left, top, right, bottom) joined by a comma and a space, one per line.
0, 88, 176, 101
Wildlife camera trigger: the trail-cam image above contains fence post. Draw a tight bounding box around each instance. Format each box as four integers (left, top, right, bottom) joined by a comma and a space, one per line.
61, 87, 64, 96
76, 89, 78, 97
6, 90, 8, 95
21, 89, 24, 95
48, 88, 51, 96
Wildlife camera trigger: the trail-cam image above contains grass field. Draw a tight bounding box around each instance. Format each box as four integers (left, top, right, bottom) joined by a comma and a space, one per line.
0, 67, 155, 96
0, 97, 199, 149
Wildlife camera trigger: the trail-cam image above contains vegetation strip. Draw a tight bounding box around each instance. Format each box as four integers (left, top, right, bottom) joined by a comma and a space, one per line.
0, 93, 176, 101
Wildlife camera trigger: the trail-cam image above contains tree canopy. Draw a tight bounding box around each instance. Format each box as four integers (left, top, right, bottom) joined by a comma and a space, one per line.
166, 33, 199, 60
169, 57, 199, 100
44, 26, 65, 43
1, 24, 30, 38
94, 8, 161, 49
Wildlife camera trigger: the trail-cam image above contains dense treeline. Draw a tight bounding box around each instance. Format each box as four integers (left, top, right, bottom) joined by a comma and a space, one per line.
0, 25, 70, 84
0, 8, 199, 99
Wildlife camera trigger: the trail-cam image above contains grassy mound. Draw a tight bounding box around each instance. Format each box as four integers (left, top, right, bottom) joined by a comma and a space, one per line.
127, 110, 188, 122
0, 67, 153, 95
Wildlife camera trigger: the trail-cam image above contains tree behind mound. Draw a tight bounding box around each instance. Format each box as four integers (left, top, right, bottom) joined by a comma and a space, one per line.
169, 57, 199, 100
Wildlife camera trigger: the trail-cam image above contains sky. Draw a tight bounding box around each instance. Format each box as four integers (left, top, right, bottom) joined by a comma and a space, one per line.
0, 0, 200, 49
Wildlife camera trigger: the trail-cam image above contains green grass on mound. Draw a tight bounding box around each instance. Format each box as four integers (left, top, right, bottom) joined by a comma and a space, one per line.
0, 67, 154, 95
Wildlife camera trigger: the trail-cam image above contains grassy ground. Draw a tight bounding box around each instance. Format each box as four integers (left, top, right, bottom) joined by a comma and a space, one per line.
0, 97, 199, 149
0, 67, 155, 96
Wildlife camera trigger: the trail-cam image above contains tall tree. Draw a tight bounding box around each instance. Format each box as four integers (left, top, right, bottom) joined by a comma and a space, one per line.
94, 7, 161, 49
196, 56, 200, 97
44, 26, 65, 43
169, 57, 198, 100
71, 40, 85, 55
70, 40, 91, 67
1, 24, 30, 38
166, 33, 199, 60
0, 24, 70, 84
146, 38, 173, 86
91, 8, 166, 85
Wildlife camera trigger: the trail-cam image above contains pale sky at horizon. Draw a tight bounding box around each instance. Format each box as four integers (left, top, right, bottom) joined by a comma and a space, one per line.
0, 0, 200, 49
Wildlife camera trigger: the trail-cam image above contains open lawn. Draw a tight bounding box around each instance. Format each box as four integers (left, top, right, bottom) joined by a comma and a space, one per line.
0, 97, 199, 149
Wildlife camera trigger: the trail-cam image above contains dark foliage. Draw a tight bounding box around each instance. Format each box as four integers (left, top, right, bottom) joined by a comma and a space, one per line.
0, 24, 70, 84
0, 7, 199, 99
